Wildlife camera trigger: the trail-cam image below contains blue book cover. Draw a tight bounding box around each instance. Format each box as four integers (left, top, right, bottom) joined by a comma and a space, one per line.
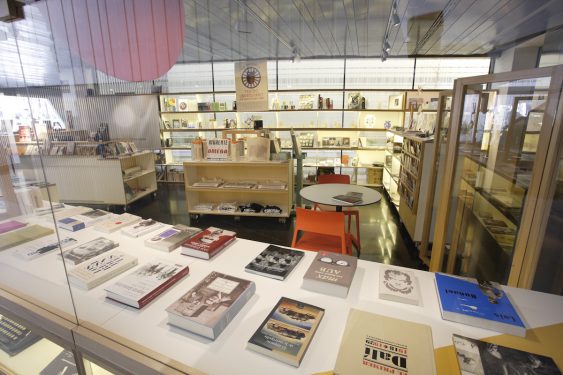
435, 273, 524, 329
58, 217, 85, 231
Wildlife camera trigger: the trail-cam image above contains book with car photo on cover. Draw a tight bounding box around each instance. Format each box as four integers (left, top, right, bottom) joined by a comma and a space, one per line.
302, 251, 358, 298
145, 225, 202, 252
247, 297, 324, 367
180, 227, 237, 259
166, 271, 255, 340
245, 245, 304, 281
68, 250, 138, 290
14, 235, 78, 261
59, 237, 119, 266
378, 265, 420, 305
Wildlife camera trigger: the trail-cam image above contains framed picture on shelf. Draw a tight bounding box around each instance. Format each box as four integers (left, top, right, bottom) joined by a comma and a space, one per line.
178, 99, 189, 112
298, 94, 315, 109
347, 92, 362, 109
172, 119, 181, 129
181, 120, 188, 128
388, 94, 404, 110
408, 97, 423, 110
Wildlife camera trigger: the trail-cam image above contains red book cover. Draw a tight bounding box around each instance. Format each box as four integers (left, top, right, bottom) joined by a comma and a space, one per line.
181, 227, 237, 259
137, 265, 190, 308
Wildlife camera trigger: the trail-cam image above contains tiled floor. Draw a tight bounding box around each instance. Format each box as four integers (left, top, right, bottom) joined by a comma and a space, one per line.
126, 183, 427, 271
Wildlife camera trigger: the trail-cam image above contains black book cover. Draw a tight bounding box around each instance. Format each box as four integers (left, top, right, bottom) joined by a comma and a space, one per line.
0, 316, 41, 356
245, 245, 304, 280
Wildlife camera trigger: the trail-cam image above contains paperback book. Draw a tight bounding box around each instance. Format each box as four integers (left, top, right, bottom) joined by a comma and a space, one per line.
39, 350, 78, 375
247, 297, 324, 367
245, 245, 304, 281
93, 213, 141, 233
453, 334, 561, 375
145, 225, 202, 252
104, 259, 189, 308
334, 309, 437, 375
166, 271, 255, 339
302, 251, 357, 298
14, 235, 78, 261
68, 250, 138, 290
180, 227, 236, 259
378, 265, 421, 305
72, 209, 111, 226
60, 237, 119, 266
0, 316, 41, 356
0, 220, 27, 235
121, 218, 164, 238
0, 225, 54, 251
57, 217, 85, 232
435, 273, 526, 337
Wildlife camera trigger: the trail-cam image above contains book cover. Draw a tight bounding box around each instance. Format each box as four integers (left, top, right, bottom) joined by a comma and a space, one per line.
104, 259, 189, 309
57, 217, 85, 232
166, 271, 255, 339
302, 251, 358, 298
68, 250, 138, 290
0, 225, 54, 251
72, 209, 111, 227
378, 265, 420, 305
14, 235, 78, 261
0, 220, 27, 235
40, 349, 78, 375
435, 273, 526, 337
121, 218, 164, 238
453, 334, 561, 375
180, 227, 236, 260
247, 297, 324, 367
245, 245, 305, 281
145, 225, 202, 252
334, 309, 437, 375
60, 237, 119, 266
94, 213, 141, 233
332, 193, 363, 205
0, 316, 41, 356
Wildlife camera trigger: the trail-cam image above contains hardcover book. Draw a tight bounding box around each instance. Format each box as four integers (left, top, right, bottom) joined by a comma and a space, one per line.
378, 265, 420, 305
60, 237, 119, 266
334, 309, 437, 375
0, 225, 54, 251
0, 220, 27, 234
453, 334, 561, 375
434, 273, 526, 337
245, 245, 304, 281
302, 251, 358, 298
57, 217, 85, 232
104, 259, 189, 309
332, 192, 363, 205
145, 225, 202, 252
0, 316, 41, 356
166, 271, 255, 339
40, 349, 78, 375
247, 297, 324, 367
180, 227, 236, 260
68, 250, 138, 290
14, 235, 78, 261
121, 218, 164, 238
94, 213, 141, 233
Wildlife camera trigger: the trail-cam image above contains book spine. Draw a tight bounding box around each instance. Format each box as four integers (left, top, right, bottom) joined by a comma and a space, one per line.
137, 266, 190, 308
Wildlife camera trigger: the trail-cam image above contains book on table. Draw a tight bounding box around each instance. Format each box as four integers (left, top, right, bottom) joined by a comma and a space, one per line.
453, 334, 561, 375
121, 218, 164, 238
68, 250, 138, 290
13, 235, 78, 261
434, 273, 526, 337
378, 265, 421, 305
59, 237, 119, 266
245, 245, 304, 281
166, 271, 255, 340
247, 297, 324, 367
0, 315, 41, 356
334, 309, 437, 375
58, 209, 111, 231
301, 251, 358, 298
331, 191, 363, 204
145, 224, 202, 252
0, 220, 27, 235
40, 349, 78, 375
0, 224, 54, 251
57, 217, 85, 232
180, 227, 236, 259
93, 213, 141, 233
104, 259, 189, 309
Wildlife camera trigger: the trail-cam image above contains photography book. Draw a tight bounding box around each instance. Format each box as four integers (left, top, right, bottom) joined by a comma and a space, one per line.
453, 334, 561, 375
0, 224, 54, 251
68, 250, 138, 290
104, 259, 189, 309
302, 251, 357, 298
59, 237, 119, 266
0, 315, 41, 356
121, 218, 164, 238
180, 227, 237, 260
378, 265, 420, 305
332, 191, 363, 205
166, 271, 255, 340
247, 297, 324, 367
245, 245, 304, 281
435, 273, 526, 337
94, 213, 141, 233
334, 309, 437, 375
14, 235, 78, 261
0, 220, 27, 234
40, 349, 78, 375
145, 225, 202, 252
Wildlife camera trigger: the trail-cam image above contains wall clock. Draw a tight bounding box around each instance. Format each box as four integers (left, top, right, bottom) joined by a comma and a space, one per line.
241, 67, 261, 88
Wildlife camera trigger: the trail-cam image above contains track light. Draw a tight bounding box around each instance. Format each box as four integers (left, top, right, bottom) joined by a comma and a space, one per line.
383, 41, 391, 52
381, 50, 388, 62
391, 12, 400, 27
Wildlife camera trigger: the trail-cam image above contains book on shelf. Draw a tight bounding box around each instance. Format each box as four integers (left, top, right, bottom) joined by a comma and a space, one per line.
145, 225, 202, 252
180, 227, 236, 260
378, 265, 420, 305
68, 250, 138, 290
222, 181, 256, 189
434, 273, 526, 337
0, 220, 27, 234
192, 180, 224, 188
13, 235, 78, 261
0, 315, 41, 356
94, 213, 142, 233
256, 182, 287, 190
40, 349, 78, 375
453, 334, 561, 375
104, 259, 189, 309
0, 225, 54, 251
245, 245, 304, 281
121, 218, 164, 238
334, 309, 437, 375
247, 297, 324, 367
302, 251, 358, 298
59, 237, 119, 266
166, 271, 255, 340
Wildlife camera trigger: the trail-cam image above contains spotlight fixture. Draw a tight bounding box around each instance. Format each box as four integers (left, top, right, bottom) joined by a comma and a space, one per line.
382, 50, 389, 59
391, 11, 400, 27
383, 40, 391, 52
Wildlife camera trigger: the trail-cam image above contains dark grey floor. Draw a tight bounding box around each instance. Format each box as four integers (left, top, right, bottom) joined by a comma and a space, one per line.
120, 183, 427, 271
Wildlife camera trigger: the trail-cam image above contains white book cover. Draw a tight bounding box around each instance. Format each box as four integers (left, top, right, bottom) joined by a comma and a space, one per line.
72, 209, 111, 227
94, 213, 141, 233
145, 225, 201, 252
60, 237, 119, 265
68, 250, 138, 290
48, 206, 90, 222
121, 219, 163, 238
14, 235, 78, 261
378, 265, 420, 305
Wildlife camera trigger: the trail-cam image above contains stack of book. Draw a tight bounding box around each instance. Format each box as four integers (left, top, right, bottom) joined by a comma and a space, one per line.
180, 227, 236, 259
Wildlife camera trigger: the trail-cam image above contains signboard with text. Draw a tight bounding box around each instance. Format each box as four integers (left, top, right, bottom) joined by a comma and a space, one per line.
235, 60, 268, 112
206, 138, 230, 160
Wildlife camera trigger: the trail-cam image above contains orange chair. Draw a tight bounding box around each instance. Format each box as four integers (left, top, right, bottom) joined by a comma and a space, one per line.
292, 208, 353, 255
314, 174, 361, 252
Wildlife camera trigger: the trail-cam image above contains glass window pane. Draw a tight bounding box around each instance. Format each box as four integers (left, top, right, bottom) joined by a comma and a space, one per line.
414, 58, 490, 89
277, 59, 344, 90
345, 58, 415, 89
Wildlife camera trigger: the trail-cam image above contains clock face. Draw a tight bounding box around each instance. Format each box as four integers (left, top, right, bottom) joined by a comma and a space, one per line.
241, 66, 261, 88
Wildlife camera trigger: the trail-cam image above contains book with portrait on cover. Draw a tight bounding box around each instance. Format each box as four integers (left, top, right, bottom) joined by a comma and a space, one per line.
59, 237, 119, 266
180, 227, 236, 259
166, 271, 255, 340
68, 250, 138, 290
245, 245, 304, 281
378, 265, 420, 305
302, 251, 357, 298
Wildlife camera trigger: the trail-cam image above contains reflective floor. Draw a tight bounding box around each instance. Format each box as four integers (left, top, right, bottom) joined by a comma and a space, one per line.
126, 183, 426, 270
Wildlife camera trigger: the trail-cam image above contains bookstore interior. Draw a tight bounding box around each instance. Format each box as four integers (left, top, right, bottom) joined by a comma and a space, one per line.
0, 1, 562, 374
